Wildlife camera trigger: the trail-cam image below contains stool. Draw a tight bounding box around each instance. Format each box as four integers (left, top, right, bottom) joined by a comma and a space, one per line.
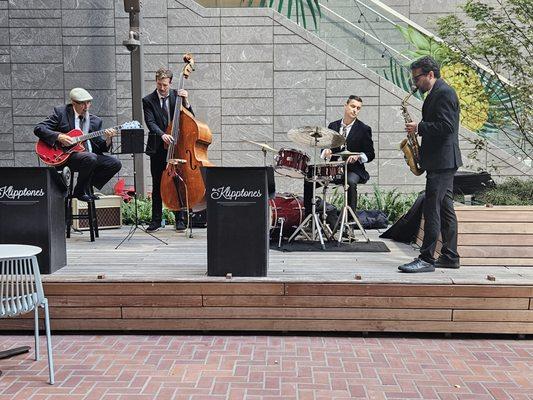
65, 172, 99, 241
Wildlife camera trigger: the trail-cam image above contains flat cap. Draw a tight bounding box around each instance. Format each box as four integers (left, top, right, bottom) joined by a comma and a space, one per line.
69, 87, 93, 102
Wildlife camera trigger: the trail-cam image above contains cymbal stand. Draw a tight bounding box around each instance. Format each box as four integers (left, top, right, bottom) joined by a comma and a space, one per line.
261, 147, 268, 167
288, 128, 329, 249
332, 157, 370, 243
321, 178, 334, 238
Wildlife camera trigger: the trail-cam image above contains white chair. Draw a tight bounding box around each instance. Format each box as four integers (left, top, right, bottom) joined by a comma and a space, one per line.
0, 245, 55, 384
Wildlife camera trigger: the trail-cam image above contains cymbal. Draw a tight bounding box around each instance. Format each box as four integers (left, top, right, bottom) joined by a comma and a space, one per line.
287, 126, 345, 148
242, 139, 278, 153
333, 150, 361, 157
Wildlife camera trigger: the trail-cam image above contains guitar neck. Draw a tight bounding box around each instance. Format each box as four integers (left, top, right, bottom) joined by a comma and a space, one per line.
74, 125, 121, 143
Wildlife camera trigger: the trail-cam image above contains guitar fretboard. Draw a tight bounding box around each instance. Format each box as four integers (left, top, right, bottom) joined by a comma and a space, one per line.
73, 125, 123, 144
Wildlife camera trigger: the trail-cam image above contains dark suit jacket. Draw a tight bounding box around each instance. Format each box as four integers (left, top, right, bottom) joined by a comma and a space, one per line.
418, 78, 463, 171
34, 104, 109, 155
142, 89, 194, 156
329, 119, 375, 183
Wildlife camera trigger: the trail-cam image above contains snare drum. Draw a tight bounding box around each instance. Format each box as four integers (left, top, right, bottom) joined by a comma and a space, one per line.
268, 193, 305, 237
311, 162, 345, 181
275, 148, 310, 178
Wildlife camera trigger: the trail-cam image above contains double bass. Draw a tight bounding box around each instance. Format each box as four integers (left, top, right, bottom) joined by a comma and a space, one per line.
160, 54, 213, 212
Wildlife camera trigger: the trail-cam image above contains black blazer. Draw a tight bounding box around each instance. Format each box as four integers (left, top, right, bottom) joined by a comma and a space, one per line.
142, 89, 194, 156
418, 78, 463, 171
329, 119, 375, 183
34, 104, 109, 155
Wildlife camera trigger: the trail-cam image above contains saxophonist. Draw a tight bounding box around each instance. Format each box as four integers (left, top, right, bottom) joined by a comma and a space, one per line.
398, 56, 463, 273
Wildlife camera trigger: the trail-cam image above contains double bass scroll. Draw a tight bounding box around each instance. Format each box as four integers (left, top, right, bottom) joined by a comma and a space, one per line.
160, 53, 213, 212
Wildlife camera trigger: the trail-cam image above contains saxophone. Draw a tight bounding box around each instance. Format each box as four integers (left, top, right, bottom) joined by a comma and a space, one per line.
399, 86, 425, 176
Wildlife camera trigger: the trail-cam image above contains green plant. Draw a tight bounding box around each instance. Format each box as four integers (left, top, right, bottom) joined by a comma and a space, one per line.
475, 177, 533, 205
436, 0, 533, 160
121, 196, 176, 225
329, 185, 418, 223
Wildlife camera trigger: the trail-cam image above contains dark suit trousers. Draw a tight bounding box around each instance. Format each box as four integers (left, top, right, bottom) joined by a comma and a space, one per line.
149, 150, 184, 224
304, 171, 360, 215
420, 168, 460, 263
67, 152, 121, 194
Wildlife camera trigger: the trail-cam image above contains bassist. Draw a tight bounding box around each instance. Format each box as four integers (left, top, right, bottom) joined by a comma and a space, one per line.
34, 87, 122, 202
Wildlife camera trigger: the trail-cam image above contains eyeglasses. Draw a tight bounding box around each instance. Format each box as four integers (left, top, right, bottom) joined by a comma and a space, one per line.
72, 100, 92, 105
412, 72, 428, 82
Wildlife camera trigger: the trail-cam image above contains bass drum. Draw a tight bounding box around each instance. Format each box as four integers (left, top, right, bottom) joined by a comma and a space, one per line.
268, 193, 305, 238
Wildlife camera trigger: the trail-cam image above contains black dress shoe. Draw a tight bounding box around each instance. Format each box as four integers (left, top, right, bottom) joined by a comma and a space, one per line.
435, 257, 460, 269
146, 222, 162, 233
175, 220, 186, 231
398, 258, 435, 273
74, 193, 93, 202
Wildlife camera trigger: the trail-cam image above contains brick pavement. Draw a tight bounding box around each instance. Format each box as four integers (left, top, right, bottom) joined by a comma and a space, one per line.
0, 335, 531, 399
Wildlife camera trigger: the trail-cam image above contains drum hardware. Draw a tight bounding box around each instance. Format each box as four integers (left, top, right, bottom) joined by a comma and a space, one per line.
320, 180, 334, 238
331, 154, 370, 243
242, 139, 278, 166
287, 127, 343, 249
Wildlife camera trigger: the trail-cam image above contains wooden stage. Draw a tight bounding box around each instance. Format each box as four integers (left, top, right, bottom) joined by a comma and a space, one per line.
2, 226, 532, 335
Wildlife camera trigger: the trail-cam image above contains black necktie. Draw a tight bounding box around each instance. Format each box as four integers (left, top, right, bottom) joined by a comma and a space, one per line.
79, 115, 91, 152
161, 96, 169, 126
341, 126, 347, 150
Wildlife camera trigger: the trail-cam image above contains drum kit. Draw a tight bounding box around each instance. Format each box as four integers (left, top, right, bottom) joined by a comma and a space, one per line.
242, 125, 369, 249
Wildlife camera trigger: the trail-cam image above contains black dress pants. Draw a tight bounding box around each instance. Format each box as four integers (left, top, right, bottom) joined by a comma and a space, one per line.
67, 151, 122, 195
149, 150, 185, 224
420, 168, 460, 263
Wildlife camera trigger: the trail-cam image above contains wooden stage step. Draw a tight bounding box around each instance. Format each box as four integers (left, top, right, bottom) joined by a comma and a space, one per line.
2, 227, 531, 334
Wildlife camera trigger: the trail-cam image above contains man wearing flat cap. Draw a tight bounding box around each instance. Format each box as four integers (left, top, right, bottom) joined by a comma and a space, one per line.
34, 88, 122, 202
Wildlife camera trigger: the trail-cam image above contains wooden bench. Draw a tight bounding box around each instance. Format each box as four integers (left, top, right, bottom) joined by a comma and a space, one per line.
417, 205, 533, 266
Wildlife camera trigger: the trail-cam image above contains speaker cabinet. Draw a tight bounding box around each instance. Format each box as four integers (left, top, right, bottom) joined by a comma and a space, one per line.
72, 195, 122, 230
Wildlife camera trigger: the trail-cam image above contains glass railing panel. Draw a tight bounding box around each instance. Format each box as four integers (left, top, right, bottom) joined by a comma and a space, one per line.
194, 0, 531, 164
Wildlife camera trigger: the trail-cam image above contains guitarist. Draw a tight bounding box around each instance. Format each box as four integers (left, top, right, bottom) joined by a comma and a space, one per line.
34, 88, 122, 202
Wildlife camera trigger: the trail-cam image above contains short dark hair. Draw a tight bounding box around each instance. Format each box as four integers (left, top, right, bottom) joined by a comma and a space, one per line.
347, 95, 363, 104
410, 56, 441, 78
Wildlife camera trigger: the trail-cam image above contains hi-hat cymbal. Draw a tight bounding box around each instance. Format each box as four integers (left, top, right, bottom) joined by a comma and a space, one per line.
242, 139, 278, 153
287, 126, 345, 149
333, 150, 361, 157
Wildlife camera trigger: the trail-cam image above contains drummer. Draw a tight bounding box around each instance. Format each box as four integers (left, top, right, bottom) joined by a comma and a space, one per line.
304, 95, 375, 216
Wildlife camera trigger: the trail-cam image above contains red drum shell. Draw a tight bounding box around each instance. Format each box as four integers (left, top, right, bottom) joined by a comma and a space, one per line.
268, 193, 305, 237
275, 148, 310, 178
314, 163, 344, 181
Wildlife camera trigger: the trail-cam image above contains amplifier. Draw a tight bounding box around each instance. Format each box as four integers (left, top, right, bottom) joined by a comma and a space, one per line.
72, 195, 122, 230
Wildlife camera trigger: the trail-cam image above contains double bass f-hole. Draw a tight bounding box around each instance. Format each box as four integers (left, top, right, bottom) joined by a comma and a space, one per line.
186, 149, 196, 170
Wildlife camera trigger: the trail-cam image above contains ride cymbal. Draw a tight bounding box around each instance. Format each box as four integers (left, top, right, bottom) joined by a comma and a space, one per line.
287, 126, 345, 149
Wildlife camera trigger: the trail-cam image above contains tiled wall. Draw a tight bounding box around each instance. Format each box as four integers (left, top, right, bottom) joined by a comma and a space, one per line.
0, 0, 529, 197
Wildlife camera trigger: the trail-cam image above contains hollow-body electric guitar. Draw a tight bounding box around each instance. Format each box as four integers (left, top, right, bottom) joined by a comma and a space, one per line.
36, 121, 141, 166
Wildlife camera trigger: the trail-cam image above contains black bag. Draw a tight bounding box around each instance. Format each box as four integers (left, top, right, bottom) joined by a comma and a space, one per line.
356, 210, 389, 229
380, 192, 424, 243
